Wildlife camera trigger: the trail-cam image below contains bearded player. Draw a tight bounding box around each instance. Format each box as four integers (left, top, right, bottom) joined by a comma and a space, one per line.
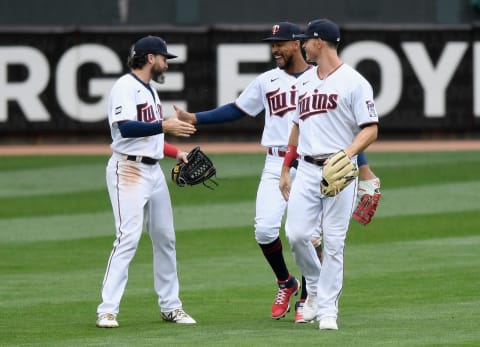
96, 35, 197, 328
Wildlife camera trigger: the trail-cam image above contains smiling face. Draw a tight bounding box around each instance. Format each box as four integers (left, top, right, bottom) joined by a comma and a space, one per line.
271, 40, 301, 70
302, 37, 321, 63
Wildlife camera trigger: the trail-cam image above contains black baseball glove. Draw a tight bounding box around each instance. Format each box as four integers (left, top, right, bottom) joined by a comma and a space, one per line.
171, 146, 218, 189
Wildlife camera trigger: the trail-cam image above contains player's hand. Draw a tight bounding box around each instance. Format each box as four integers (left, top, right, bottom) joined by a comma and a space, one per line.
279, 168, 292, 201
162, 116, 196, 137
176, 150, 189, 163
173, 105, 197, 125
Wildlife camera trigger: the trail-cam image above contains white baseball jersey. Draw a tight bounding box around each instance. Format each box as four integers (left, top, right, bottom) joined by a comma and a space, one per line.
236, 66, 312, 148
108, 73, 165, 159
285, 63, 379, 322
293, 64, 379, 156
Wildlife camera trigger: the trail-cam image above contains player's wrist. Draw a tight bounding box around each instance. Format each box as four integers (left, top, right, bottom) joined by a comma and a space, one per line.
282, 145, 298, 168
164, 142, 179, 158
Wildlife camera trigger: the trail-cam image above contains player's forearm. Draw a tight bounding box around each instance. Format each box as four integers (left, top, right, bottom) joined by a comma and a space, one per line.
281, 123, 300, 169
118, 120, 163, 138
195, 103, 244, 124
345, 124, 378, 158
164, 142, 179, 158
287, 123, 299, 147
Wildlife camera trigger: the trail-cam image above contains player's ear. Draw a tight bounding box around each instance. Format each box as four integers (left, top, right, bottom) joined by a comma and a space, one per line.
146, 53, 155, 64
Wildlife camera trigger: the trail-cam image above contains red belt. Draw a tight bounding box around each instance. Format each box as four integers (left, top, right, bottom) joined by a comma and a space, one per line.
267, 148, 287, 157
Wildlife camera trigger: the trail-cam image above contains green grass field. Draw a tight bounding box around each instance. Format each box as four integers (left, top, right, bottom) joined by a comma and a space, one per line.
1, 151, 479, 347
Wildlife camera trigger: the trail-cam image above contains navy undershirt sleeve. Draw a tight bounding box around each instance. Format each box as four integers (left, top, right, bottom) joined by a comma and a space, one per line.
357, 152, 368, 166
118, 120, 163, 138
195, 103, 245, 124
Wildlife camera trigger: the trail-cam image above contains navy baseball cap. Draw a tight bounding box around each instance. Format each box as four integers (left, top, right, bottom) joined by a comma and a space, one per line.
294, 19, 340, 43
131, 35, 177, 59
262, 22, 302, 41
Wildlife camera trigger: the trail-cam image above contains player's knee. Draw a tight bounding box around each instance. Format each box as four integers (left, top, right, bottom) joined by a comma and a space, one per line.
254, 226, 280, 244
322, 236, 345, 259
285, 226, 306, 247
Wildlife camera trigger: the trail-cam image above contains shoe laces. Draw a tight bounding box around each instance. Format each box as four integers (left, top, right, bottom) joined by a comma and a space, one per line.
274, 287, 290, 304
100, 313, 116, 321
173, 309, 189, 319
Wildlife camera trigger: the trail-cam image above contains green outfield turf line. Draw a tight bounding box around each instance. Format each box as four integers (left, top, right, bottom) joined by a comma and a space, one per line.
1, 181, 479, 242
0, 164, 107, 197
0, 155, 107, 171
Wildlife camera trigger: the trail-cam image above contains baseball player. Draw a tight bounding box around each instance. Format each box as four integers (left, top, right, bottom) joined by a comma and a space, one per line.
175, 22, 380, 323
96, 35, 197, 328
280, 19, 379, 331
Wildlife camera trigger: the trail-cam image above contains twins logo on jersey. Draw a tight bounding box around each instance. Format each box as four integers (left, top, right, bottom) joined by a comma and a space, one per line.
298, 90, 338, 121
266, 86, 297, 117
136, 102, 163, 122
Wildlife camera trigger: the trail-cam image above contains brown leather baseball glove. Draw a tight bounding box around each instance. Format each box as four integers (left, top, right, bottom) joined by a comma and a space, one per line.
320, 150, 359, 197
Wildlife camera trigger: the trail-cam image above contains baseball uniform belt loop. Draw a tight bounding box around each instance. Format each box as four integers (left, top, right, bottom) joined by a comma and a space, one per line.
267, 147, 287, 157
303, 155, 327, 166
126, 155, 158, 165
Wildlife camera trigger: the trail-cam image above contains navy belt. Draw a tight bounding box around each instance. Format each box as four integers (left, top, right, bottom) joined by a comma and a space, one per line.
126, 155, 158, 165
303, 156, 327, 167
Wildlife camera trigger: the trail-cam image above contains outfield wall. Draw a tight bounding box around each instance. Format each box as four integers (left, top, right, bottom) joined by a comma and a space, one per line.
1, 24, 480, 142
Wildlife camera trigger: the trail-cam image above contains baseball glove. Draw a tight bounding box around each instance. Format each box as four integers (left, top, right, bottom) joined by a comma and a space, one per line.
320, 150, 359, 197
171, 146, 218, 189
352, 178, 381, 225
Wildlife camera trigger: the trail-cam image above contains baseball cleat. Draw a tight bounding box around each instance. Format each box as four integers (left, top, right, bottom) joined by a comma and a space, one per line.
161, 308, 196, 324
302, 294, 317, 322
271, 276, 300, 319
319, 317, 338, 330
96, 313, 119, 328
294, 300, 310, 323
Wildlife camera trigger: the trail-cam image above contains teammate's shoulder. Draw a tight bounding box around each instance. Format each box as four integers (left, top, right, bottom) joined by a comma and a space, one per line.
113, 74, 134, 86
300, 65, 317, 78
259, 67, 282, 80
295, 66, 317, 86
342, 64, 374, 88
340, 64, 368, 80
113, 74, 141, 89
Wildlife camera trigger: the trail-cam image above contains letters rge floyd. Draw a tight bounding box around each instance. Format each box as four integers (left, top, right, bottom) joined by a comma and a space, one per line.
0, 27, 478, 134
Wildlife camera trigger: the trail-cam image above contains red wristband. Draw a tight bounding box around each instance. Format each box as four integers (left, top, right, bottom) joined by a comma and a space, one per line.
282, 145, 298, 168
164, 142, 179, 159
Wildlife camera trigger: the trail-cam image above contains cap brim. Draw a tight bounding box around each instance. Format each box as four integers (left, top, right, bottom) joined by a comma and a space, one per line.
292, 33, 308, 39
164, 52, 178, 59
262, 36, 294, 42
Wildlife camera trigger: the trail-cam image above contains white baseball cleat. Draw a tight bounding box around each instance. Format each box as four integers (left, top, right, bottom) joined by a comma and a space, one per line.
319, 317, 338, 330
161, 308, 196, 324
96, 313, 119, 328
302, 294, 317, 322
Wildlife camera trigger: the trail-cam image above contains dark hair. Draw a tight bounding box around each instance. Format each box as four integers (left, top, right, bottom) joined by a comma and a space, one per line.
127, 54, 148, 69
325, 41, 339, 50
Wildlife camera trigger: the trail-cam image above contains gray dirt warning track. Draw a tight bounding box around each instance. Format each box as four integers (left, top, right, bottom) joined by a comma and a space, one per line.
0, 140, 479, 155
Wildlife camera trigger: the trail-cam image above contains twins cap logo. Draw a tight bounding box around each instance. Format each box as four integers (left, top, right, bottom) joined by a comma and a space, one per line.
272, 25, 280, 35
